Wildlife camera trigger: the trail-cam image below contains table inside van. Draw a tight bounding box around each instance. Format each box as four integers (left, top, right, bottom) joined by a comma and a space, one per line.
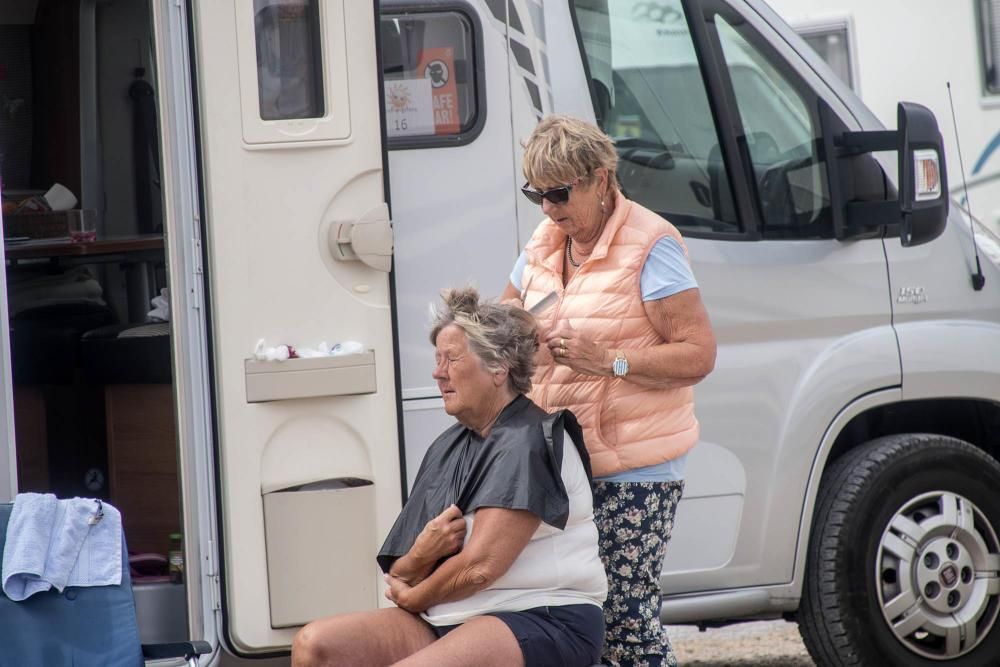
4, 234, 165, 322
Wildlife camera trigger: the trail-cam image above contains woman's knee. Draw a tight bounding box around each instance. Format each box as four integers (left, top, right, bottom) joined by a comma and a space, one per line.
292, 621, 336, 667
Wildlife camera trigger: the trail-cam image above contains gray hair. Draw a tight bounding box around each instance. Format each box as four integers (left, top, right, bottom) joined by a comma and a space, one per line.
429, 287, 539, 395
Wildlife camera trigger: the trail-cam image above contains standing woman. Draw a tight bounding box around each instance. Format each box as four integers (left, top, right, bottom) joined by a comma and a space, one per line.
501, 115, 717, 667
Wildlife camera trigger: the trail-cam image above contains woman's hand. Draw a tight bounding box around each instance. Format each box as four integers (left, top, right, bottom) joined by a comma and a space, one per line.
384, 573, 421, 612
499, 281, 523, 308
545, 322, 611, 376
387, 505, 465, 587
412, 504, 466, 564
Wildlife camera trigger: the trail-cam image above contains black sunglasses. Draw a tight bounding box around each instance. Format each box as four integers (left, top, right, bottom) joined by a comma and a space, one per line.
520, 176, 583, 206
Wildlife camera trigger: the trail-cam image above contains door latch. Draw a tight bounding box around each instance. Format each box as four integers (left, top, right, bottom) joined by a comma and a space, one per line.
329, 203, 393, 273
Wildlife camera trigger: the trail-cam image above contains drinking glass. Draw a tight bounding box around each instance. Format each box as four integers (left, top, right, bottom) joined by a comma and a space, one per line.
68, 209, 97, 243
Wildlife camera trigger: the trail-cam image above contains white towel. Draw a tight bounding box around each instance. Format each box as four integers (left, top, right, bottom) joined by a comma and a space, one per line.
146, 287, 170, 322
2, 493, 122, 601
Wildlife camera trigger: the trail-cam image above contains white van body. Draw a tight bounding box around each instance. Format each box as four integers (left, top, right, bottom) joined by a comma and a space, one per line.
766, 0, 1000, 235
1, 0, 998, 665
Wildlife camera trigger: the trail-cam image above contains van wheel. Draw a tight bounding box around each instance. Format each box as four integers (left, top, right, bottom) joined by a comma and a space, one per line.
799, 434, 1000, 666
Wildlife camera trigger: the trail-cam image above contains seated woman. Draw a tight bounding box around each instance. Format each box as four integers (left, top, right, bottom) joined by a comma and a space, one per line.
292, 287, 607, 667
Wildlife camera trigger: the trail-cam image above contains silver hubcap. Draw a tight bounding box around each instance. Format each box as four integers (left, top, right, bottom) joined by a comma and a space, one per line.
877, 491, 1000, 660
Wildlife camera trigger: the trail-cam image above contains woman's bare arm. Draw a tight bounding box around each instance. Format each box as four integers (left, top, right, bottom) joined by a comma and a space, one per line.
387, 507, 540, 613
627, 287, 717, 388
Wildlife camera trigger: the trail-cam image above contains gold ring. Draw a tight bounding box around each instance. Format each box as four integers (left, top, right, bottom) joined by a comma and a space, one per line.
560, 338, 566, 347
560, 345, 568, 356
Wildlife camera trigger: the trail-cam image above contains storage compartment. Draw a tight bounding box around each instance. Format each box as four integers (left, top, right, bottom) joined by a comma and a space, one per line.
262, 480, 376, 628
244, 351, 376, 403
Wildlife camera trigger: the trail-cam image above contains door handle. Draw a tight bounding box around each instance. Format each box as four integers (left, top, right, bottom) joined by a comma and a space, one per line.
329, 203, 393, 272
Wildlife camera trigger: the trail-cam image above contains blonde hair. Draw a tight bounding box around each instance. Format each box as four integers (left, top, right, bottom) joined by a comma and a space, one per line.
429, 287, 539, 395
522, 115, 619, 189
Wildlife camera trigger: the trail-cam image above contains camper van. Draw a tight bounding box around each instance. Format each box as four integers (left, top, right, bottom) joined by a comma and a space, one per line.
1, 0, 998, 665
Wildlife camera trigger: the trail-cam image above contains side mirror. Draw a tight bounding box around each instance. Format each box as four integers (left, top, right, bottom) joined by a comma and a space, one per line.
897, 102, 948, 246
825, 101, 948, 246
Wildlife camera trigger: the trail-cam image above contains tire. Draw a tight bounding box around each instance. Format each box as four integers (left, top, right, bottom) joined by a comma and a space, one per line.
799, 434, 1000, 666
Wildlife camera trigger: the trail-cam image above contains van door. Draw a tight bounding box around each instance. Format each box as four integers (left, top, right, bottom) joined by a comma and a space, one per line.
190, 1, 400, 654
566, 0, 900, 593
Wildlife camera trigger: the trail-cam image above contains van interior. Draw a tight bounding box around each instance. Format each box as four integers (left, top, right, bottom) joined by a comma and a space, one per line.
1, 0, 186, 643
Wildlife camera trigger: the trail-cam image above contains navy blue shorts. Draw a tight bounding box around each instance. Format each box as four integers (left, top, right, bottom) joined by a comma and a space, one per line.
432, 603, 604, 666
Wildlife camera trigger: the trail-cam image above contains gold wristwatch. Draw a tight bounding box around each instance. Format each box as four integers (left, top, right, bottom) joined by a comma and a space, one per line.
612, 350, 629, 378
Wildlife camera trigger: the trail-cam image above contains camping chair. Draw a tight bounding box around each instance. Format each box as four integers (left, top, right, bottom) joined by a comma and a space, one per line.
0, 502, 211, 667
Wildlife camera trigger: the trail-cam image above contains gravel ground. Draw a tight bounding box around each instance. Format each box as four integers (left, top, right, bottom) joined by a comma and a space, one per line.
665, 620, 815, 666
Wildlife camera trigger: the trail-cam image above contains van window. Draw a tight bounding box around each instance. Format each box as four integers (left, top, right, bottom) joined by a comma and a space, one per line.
253, 0, 324, 120
380, 11, 479, 145
715, 15, 833, 238
572, 0, 740, 235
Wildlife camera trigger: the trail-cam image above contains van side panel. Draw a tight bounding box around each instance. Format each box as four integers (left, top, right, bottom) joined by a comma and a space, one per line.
886, 220, 1000, 400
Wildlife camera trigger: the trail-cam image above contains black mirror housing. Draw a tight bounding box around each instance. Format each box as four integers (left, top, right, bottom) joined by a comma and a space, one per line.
896, 102, 949, 246
826, 101, 949, 246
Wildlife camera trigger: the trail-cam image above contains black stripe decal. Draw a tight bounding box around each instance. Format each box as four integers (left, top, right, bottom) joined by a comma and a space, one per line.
525, 80, 542, 116
508, 0, 523, 33
511, 39, 535, 75
485, 0, 504, 23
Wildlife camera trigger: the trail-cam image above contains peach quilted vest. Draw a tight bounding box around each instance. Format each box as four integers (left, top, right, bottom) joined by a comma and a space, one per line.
521, 194, 699, 477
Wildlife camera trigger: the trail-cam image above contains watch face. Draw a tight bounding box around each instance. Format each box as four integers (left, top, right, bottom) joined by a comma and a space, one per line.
613, 357, 629, 377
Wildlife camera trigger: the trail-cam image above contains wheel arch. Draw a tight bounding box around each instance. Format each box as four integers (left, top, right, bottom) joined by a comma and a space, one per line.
826, 397, 1000, 466
787, 392, 1000, 605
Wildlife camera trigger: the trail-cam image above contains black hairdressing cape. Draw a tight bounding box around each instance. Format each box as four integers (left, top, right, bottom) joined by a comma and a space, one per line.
377, 394, 589, 573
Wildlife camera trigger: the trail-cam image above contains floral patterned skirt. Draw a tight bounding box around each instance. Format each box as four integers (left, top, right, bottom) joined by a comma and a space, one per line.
592, 480, 685, 667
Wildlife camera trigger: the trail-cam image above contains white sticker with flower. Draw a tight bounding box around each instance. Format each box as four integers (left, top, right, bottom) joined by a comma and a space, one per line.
384, 78, 434, 137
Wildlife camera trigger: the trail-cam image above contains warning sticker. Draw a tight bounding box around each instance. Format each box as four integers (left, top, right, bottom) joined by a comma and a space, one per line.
416, 47, 460, 134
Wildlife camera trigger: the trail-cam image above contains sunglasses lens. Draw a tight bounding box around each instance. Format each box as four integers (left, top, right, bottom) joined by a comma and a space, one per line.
521, 187, 544, 205
521, 182, 574, 206
544, 188, 571, 205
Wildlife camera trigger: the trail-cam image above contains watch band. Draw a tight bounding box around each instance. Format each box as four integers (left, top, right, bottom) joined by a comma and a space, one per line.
612, 350, 629, 377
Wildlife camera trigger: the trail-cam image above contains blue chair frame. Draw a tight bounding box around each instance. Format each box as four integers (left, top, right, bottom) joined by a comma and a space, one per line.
0, 503, 210, 667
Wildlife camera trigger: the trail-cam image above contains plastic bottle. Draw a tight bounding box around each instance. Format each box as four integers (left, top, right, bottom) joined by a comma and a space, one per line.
168, 532, 184, 584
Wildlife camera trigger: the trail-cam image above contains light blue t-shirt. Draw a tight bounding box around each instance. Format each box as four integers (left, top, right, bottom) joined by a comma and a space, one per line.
510, 236, 697, 482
